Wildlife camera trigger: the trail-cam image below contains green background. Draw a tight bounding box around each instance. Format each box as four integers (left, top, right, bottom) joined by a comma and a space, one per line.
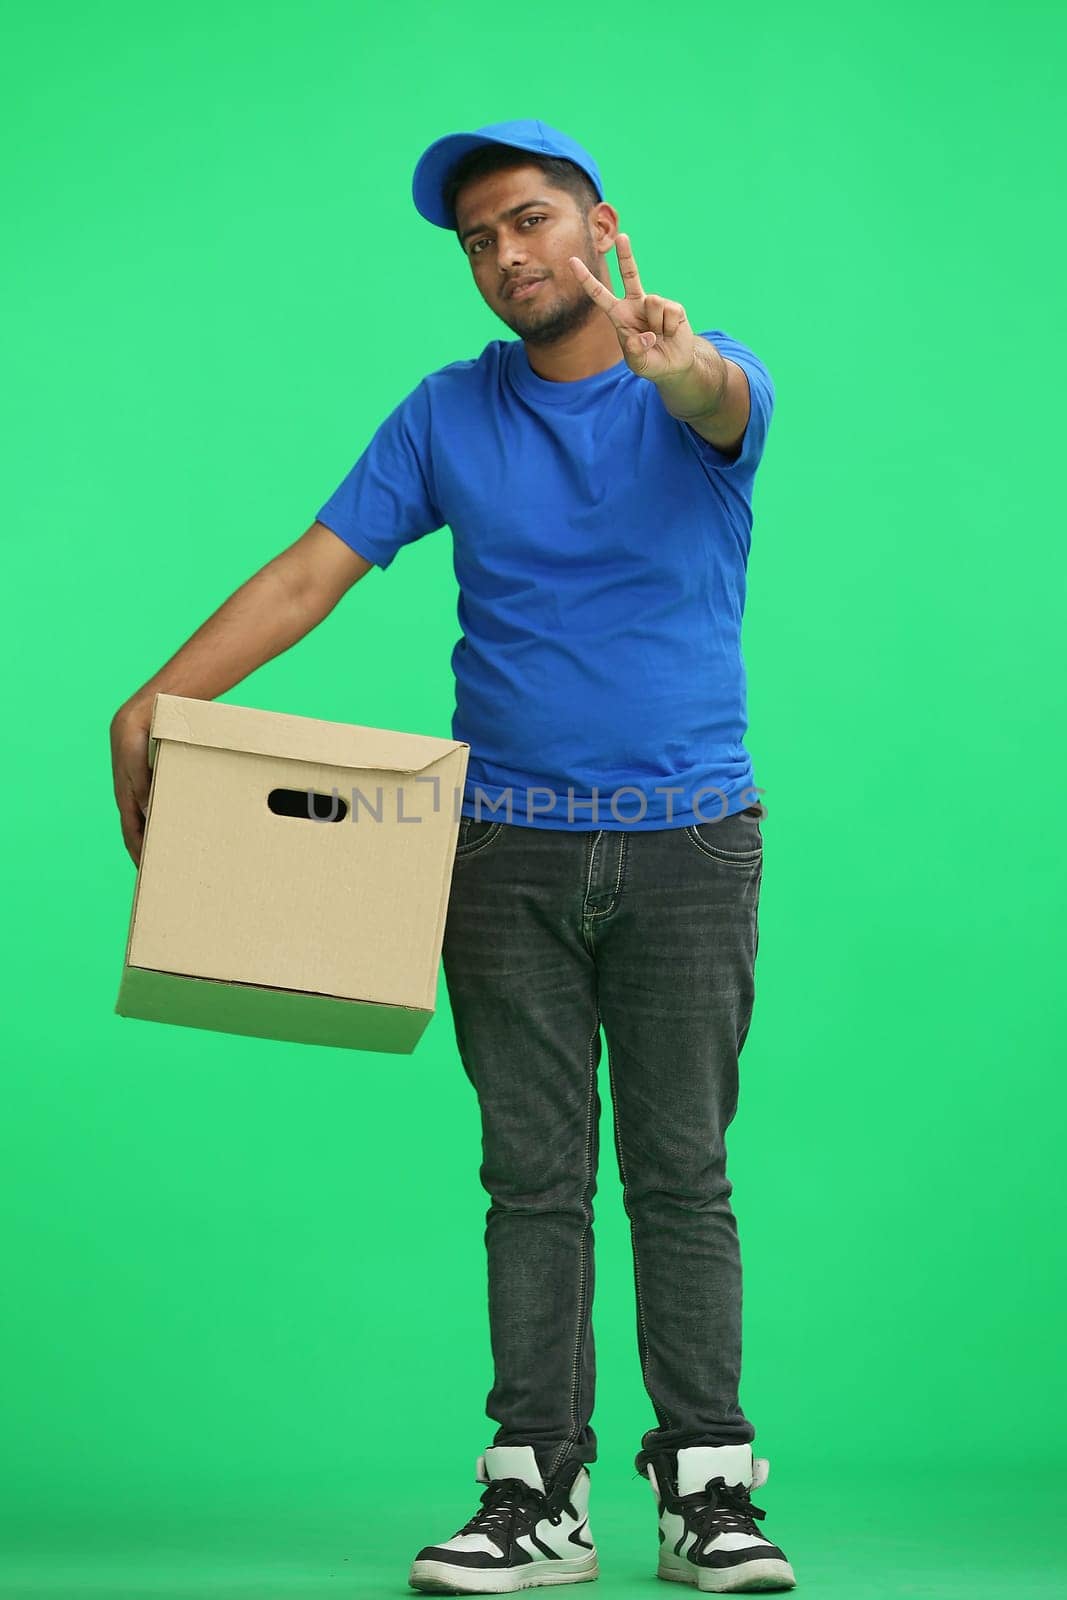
2, 1, 1063, 1595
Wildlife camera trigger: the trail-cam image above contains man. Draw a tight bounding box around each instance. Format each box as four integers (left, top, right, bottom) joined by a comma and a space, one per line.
109, 118, 793, 1595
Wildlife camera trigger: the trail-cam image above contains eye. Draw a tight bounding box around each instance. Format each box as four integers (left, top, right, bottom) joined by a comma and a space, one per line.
470, 215, 545, 256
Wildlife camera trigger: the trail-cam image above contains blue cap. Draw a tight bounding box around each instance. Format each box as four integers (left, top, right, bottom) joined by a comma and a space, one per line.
412, 118, 604, 231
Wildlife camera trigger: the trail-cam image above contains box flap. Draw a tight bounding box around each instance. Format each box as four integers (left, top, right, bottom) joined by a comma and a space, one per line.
148, 692, 468, 774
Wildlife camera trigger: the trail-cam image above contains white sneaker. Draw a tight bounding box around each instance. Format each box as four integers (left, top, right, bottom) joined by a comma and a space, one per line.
642, 1444, 796, 1592
409, 1444, 599, 1593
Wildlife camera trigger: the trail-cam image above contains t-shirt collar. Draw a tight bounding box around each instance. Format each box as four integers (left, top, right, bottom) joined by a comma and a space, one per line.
507, 337, 631, 406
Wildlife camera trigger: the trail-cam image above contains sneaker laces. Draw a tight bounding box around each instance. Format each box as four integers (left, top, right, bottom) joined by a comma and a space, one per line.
681, 1474, 766, 1557
455, 1477, 558, 1550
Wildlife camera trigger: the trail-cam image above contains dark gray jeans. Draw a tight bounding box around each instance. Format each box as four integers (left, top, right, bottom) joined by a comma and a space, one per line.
440, 805, 764, 1487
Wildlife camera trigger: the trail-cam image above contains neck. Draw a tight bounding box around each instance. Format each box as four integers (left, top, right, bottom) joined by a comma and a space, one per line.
522, 316, 625, 384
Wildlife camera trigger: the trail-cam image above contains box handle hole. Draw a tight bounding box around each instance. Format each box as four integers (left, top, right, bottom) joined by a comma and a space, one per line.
267, 787, 349, 822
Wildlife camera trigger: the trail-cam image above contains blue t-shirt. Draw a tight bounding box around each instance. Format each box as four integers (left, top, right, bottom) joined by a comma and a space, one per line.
314, 330, 774, 831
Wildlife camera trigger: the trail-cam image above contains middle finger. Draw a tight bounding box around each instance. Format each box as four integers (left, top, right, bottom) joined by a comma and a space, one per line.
614, 233, 645, 299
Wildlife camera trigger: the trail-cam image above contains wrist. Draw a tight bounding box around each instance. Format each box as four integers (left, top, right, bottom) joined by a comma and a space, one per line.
111, 697, 154, 734
655, 340, 728, 420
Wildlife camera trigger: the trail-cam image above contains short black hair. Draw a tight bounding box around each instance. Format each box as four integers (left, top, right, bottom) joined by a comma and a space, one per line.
443, 146, 600, 246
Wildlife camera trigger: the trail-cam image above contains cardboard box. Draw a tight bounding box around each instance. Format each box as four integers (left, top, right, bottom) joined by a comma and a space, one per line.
115, 693, 470, 1054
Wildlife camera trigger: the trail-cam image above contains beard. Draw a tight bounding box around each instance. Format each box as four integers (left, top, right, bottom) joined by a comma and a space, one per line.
496, 228, 605, 348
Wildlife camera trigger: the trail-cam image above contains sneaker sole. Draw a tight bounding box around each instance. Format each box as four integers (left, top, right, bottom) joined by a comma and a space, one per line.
409, 1552, 599, 1593
657, 1554, 796, 1593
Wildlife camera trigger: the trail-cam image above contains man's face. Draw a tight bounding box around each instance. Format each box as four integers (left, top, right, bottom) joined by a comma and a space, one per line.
455, 164, 616, 347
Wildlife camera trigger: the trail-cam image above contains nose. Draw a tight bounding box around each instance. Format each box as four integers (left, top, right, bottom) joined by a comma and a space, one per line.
495, 224, 535, 268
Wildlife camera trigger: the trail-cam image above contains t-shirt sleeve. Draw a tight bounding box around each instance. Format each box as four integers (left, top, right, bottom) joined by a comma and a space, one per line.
680, 330, 775, 480
313, 379, 444, 570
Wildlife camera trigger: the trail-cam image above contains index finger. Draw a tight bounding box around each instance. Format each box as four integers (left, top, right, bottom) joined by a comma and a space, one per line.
614, 233, 645, 300
568, 255, 622, 315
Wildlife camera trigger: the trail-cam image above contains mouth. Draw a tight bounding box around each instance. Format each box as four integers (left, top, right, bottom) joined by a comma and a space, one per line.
506, 277, 547, 300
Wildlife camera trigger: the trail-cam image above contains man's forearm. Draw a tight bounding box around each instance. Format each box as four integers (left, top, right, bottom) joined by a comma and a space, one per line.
654, 337, 750, 455
112, 560, 328, 726
653, 337, 729, 421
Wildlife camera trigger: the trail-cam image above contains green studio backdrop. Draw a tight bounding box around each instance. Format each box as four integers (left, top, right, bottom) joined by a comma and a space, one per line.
1, 0, 1063, 1594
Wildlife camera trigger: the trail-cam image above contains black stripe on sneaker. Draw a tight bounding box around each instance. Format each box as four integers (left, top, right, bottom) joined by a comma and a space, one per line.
693, 1543, 790, 1569
416, 1545, 535, 1569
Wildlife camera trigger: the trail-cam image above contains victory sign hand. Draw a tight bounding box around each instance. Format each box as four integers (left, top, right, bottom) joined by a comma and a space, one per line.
567, 233, 700, 381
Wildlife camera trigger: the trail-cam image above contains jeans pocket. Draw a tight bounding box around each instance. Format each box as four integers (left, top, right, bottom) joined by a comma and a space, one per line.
454, 815, 507, 859
683, 806, 763, 865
